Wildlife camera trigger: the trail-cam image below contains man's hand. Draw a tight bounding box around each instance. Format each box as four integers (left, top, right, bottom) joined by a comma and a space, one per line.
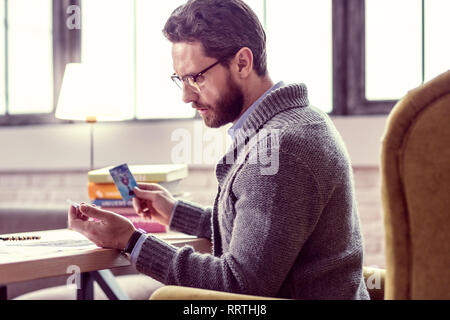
132, 183, 177, 226
68, 203, 136, 250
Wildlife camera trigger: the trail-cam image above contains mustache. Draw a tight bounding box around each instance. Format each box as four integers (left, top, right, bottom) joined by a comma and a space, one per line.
192, 103, 209, 110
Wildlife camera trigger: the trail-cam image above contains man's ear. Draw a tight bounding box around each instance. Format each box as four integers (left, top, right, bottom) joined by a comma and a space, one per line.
232, 47, 253, 79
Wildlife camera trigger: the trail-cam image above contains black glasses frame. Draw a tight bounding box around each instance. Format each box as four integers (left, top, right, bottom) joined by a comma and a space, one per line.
171, 57, 227, 92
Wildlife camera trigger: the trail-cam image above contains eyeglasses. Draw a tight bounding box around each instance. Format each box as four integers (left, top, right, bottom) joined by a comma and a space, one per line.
171, 58, 225, 93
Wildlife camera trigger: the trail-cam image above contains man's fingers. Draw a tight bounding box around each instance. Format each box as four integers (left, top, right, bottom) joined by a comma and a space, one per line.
79, 204, 112, 220
68, 211, 91, 233
69, 203, 77, 215
133, 187, 159, 201
132, 197, 153, 220
68, 216, 84, 231
132, 197, 142, 213
69, 204, 88, 221
136, 183, 161, 191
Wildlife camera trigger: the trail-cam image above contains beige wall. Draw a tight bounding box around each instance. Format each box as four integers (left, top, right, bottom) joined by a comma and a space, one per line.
0, 116, 388, 171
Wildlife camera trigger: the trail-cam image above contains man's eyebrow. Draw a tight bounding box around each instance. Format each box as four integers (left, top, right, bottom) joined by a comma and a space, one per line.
174, 65, 200, 78
177, 71, 196, 78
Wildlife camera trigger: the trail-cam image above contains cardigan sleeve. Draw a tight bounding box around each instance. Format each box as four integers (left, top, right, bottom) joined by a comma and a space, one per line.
168, 200, 212, 239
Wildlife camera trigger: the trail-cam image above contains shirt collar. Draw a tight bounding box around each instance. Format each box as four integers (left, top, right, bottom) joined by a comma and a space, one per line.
228, 81, 284, 140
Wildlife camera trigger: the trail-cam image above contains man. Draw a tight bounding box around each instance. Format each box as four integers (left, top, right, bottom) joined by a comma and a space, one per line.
69, 0, 370, 299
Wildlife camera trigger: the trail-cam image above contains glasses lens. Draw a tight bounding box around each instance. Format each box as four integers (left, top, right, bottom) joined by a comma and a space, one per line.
187, 77, 201, 93
171, 76, 183, 89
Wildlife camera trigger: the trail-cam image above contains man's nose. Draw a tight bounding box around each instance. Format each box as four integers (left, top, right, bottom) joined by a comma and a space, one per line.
182, 84, 199, 104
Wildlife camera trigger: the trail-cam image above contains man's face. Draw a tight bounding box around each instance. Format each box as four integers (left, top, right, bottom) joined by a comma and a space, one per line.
172, 42, 244, 128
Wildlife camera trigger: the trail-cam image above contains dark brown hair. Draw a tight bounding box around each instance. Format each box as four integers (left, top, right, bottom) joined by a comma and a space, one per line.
163, 0, 267, 77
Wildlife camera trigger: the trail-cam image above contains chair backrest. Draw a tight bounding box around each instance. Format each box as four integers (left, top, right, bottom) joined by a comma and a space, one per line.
380, 70, 450, 300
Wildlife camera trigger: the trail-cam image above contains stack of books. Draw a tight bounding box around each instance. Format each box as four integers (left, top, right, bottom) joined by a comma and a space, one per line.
87, 164, 188, 233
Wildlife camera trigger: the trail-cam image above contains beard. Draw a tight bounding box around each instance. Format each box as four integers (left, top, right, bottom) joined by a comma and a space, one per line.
194, 74, 244, 128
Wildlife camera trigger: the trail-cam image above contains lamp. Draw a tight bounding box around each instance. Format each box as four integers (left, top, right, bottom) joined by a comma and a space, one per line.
55, 63, 133, 170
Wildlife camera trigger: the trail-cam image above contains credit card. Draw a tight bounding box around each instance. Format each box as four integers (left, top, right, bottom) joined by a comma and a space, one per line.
109, 163, 138, 202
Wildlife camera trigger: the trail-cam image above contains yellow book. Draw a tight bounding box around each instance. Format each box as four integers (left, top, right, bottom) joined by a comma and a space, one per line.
88, 164, 188, 184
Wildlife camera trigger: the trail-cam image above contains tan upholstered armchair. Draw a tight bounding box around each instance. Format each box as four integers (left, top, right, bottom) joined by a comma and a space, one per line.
151, 70, 450, 301
381, 70, 450, 299
150, 266, 384, 300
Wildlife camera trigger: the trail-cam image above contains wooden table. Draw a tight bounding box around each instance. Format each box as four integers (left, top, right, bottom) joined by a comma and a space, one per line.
0, 229, 211, 300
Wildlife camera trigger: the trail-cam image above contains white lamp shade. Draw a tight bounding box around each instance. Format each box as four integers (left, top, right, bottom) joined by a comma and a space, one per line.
55, 63, 134, 122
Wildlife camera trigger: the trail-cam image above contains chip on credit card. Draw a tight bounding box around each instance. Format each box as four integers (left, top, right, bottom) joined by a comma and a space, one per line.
109, 163, 138, 202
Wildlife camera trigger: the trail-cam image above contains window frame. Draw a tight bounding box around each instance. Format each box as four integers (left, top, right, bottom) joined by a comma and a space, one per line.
332, 0, 398, 115
331, 0, 429, 115
1, 0, 431, 125
0, 0, 81, 126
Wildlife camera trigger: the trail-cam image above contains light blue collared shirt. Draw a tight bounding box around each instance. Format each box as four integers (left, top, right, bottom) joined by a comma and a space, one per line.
130, 231, 147, 265
227, 81, 284, 140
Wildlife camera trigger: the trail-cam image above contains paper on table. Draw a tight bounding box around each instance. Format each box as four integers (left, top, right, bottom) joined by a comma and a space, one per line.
0, 230, 98, 263
0, 229, 198, 264
1, 230, 95, 247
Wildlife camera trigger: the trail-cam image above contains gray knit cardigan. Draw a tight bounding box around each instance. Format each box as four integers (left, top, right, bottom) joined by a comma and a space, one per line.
135, 83, 370, 299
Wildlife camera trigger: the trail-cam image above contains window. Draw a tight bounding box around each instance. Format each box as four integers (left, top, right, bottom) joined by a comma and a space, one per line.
365, 0, 423, 100
0, 0, 80, 125
366, 0, 450, 99
81, 0, 332, 119
135, 0, 195, 119
80, 0, 196, 120
80, 0, 135, 120
1, 0, 53, 116
334, 0, 450, 115
0, 0, 334, 123
8, 0, 53, 114
266, 0, 332, 113
1, 0, 449, 125
424, 0, 450, 81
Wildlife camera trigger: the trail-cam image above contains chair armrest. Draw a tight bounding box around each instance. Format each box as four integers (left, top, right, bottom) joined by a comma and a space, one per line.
151, 268, 385, 300
150, 286, 281, 300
